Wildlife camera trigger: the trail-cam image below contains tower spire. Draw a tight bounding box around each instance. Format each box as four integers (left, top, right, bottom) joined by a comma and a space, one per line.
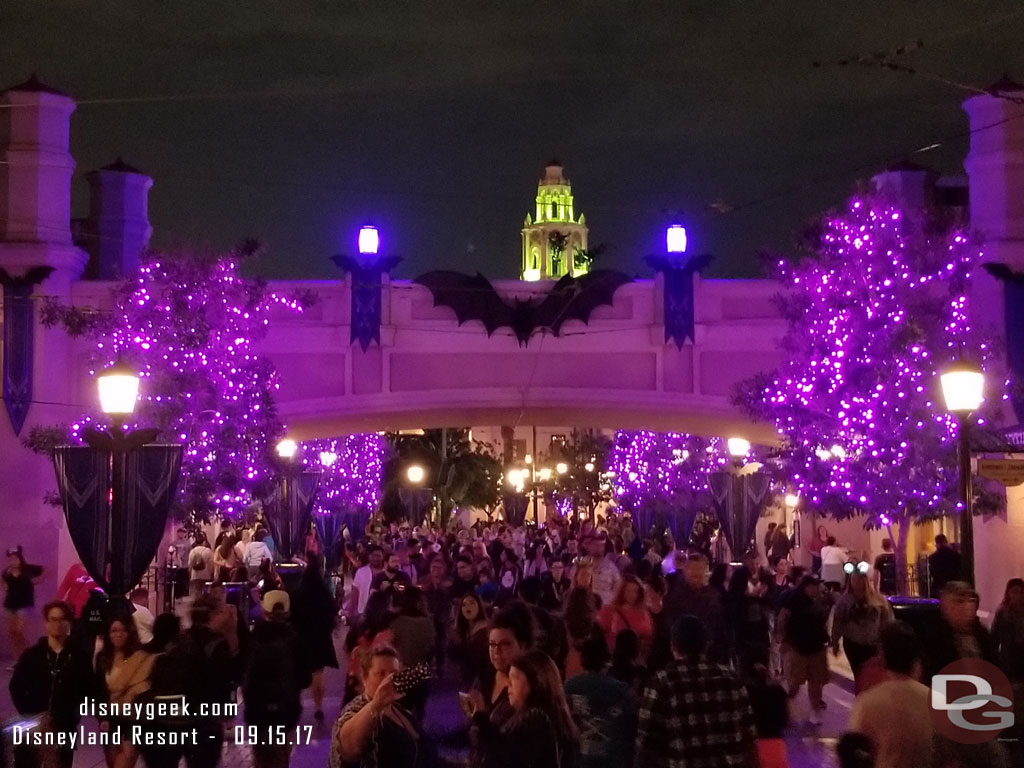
521, 161, 589, 280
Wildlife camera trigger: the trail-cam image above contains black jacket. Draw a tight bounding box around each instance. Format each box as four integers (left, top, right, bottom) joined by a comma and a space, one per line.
923, 616, 999, 684
9, 638, 94, 730
242, 619, 305, 727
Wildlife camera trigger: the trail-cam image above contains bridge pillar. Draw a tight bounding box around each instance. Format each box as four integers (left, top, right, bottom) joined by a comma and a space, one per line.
0, 77, 89, 652
963, 80, 1024, 614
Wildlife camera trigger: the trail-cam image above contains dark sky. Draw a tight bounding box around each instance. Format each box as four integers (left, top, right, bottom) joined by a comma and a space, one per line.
5, 1, 1024, 279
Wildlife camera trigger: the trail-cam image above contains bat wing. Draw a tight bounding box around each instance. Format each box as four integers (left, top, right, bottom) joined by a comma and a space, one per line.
537, 270, 633, 335
0, 266, 55, 290
330, 254, 361, 274
983, 262, 1024, 282
413, 271, 513, 336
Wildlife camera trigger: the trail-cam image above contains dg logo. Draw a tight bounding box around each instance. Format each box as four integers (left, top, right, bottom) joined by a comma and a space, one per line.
930, 658, 1015, 744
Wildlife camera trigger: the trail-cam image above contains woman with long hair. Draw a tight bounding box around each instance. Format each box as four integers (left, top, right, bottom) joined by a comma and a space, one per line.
213, 534, 241, 582
96, 614, 154, 768
3, 546, 43, 661
830, 571, 893, 685
596, 575, 653, 660
471, 649, 579, 768
450, 593, 490, 685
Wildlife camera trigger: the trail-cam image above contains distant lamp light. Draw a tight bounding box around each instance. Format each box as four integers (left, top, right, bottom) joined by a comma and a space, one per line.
941, 360, 985, 413
319, 451, 338, 467
556, 462, 568, 475
524, 454, 533, 465
98, 359, 139, 416
830, 444, 847, 460
358, 224, 380, 255
584, 462, 595, 472
539, 467, 552, 481
406, 464, 425, 484
727, 437, 751, 458
785, 493, 799, 509
276, 439, 298, 459
666, 224, 688, 254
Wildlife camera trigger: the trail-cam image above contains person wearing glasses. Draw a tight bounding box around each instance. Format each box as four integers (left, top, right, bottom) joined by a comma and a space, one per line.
9, 600, 95, 768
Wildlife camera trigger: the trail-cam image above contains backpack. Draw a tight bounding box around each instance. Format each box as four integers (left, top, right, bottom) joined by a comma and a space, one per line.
242, 623, 303, 727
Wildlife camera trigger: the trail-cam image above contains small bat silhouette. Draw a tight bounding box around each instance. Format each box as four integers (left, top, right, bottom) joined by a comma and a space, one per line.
414, 270, 632, 347
0, 266, 55, 295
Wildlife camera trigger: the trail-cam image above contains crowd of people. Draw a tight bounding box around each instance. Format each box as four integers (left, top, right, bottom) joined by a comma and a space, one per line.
3, 512, 1024, 768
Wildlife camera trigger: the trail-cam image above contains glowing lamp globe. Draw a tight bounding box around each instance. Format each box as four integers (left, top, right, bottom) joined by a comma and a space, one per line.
785, 493, 799, 509
358, 225, 380, 255
666, 224, 688, 254
276, 439, 298, 459
539, 467, 552, 481
940, 361, 985, 413
727, 437, 751, 458
556, 462, 568, 475
584, 462, 595, 472
97, 360, 139, 416
406, 465, 425, 484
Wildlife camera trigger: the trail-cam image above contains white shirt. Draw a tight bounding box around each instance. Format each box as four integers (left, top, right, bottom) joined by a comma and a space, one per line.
353, 564, 375, 615
188, 545, 214, 581
820, 544, 847, 583
592, 557, 622, 606
132, 603, 155, 645
244, 540, 272, 568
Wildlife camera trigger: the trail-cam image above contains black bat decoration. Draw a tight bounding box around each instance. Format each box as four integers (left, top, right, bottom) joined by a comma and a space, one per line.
0, 266, 55, 293
413, 269, 633, 347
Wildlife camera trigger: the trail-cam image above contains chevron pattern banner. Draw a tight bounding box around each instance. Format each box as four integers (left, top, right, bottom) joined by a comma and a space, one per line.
0, 266, 54, 435
54, 444, 183, 596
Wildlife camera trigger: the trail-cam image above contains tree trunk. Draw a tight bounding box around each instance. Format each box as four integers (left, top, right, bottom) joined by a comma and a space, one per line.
889, 513, 912, 596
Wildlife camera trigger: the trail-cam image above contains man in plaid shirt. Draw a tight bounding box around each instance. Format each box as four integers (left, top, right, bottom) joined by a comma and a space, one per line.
635, 615, 757, 768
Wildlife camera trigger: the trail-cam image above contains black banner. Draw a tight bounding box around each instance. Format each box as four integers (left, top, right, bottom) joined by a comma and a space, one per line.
708, 472, 771, 561
0, 266, 54, 435
647, 254, 711, 349
54, 444, 183, 596
268, 471, 321, 559
331, 254, 402, 351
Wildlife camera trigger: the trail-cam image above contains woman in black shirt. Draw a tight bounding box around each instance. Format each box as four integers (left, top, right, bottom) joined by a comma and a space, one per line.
3, 546, 44, 659
471, 649, 579, 768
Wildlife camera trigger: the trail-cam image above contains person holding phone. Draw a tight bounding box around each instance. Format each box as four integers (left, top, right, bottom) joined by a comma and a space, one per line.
330, 646, 428, 768
469, 649, 579, 768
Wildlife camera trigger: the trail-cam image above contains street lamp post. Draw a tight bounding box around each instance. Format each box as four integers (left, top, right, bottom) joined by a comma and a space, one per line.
940, 360, 985, 587
55, 361, 182, 613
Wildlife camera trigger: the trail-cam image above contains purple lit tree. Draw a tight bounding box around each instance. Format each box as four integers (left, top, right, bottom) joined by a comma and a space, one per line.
736, 194, 1003, 568
41, 241, 312, 518
609, 430, 735, 538
299, 434, 387, 515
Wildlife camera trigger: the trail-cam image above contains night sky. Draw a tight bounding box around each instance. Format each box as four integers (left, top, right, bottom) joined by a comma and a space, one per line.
5, 1, 1024, 280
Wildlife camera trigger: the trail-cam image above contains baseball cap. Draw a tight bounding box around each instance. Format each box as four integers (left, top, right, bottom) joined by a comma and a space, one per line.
261, 590, 290, 614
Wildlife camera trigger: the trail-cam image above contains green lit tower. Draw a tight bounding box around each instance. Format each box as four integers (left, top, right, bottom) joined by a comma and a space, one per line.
521, 160, 589, 281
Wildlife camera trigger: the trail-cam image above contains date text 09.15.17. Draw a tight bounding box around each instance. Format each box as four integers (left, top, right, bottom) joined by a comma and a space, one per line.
232, 726, 314, 746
